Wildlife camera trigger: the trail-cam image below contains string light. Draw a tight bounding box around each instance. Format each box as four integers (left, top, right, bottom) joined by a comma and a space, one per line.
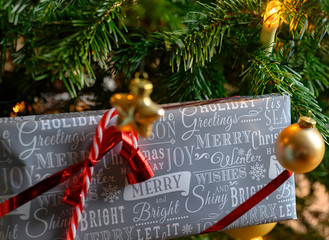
10, 101, 25, 117
260, 1, 282, 53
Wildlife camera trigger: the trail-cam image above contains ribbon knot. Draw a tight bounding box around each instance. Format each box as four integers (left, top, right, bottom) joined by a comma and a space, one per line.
62, 120, 154, 208
120, 131, 154, 184
63, 170, 86, 207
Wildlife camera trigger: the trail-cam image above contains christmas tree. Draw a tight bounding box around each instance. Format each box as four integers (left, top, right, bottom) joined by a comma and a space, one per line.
1, 0, 329, 239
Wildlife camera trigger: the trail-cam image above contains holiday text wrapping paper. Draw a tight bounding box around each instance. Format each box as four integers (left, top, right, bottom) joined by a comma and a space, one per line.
0, 93, 296, 240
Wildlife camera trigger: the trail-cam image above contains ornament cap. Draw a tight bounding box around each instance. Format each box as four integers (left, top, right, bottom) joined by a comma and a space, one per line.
298, 116, 316, 128
110, 72, 164, 138
130, 72, 153, 96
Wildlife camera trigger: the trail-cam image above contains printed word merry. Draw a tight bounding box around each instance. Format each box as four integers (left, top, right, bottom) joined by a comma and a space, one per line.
34, 150, 89, 170
229, 203, 278, 228
131, 174, 182, 198
76, 228, 133, 240
195, 131, 252, 149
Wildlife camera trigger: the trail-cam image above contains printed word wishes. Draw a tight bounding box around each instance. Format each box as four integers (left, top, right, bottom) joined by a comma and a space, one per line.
194, 167, 247, 184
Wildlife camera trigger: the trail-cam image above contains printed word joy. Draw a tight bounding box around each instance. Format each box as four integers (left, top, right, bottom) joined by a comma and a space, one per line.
0, 166, 34, 194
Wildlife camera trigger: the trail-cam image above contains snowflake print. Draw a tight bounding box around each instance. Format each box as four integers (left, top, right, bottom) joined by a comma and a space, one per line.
237, 148, 245, 156
101, 183, 121, 204
181, 224, 193, 235
249, 162, 267, 181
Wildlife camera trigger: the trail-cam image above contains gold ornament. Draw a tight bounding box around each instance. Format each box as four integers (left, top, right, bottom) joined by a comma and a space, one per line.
275, 115, 325, 173
225, 222, 277, 240
110, 73, 165, 138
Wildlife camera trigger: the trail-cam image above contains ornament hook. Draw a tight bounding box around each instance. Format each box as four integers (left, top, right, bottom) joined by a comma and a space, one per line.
110, 73, 165, 138
307, 110, 312, 118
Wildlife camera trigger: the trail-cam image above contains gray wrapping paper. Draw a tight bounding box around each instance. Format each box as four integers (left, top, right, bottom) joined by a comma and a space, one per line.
0, 93, 296, 240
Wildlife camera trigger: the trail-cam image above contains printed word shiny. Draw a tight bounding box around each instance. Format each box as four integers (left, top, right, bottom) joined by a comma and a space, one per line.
185, 185, 228, 213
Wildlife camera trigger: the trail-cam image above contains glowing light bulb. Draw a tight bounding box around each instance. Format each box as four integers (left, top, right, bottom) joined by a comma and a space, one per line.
260, 1, 282, 53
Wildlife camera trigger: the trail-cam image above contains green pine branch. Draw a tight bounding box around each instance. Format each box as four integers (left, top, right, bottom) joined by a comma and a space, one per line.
1, 0, 127, 97
154, 61, 228, 103
2, 0, 329, 146
159, 0, 263, 72
109, 35, 154, 87
242, 51, 329, 143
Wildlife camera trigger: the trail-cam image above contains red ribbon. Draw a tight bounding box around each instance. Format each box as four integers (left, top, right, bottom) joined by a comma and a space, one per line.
0, 112, 154, 217
202, 169, 293, 233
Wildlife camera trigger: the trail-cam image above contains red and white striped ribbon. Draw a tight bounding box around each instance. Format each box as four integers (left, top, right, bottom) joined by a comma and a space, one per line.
66, 108, 140, 240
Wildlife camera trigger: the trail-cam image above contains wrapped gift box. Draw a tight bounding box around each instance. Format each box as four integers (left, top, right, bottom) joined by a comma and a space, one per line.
0, 93, 296, 239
